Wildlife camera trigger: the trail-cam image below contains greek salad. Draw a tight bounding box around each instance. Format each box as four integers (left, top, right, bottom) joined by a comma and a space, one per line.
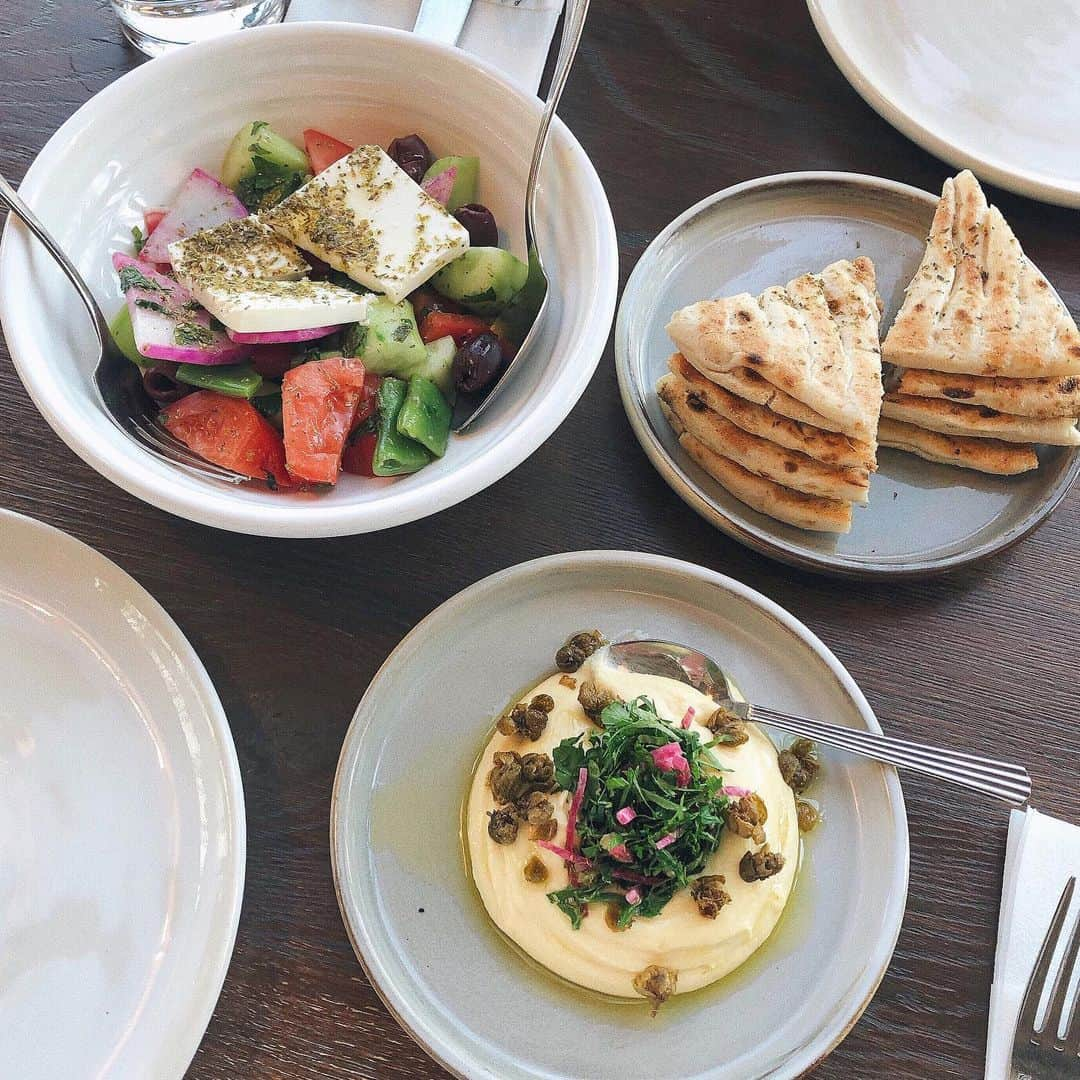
111, 122, 540, 488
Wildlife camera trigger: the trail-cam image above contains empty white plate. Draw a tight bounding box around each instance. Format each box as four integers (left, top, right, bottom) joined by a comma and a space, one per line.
0, 509, 245, 1078
809, 0, 1080, 207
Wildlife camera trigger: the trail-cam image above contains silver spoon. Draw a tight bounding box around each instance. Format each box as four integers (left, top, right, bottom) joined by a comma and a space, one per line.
454, 0, 591, 432
0, 172, 246, 484
606, 639, 1031, 806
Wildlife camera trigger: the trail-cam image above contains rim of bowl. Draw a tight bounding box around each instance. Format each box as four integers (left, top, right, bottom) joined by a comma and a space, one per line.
805, 0, 1080, 209
0, 22, 618, 538
0, 506, 247, 1077
614, 170, 1080, 578
330, 550, 910, 1080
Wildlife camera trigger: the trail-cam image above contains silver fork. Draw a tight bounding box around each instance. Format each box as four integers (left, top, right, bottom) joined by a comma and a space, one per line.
0, 171, 247, 484
1011, 876, 1080, 1078
454, 0, 592, 432
606, 639, 1032, 805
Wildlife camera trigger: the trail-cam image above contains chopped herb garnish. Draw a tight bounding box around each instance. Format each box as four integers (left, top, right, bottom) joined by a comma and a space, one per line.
134, 299, 165, 313
547, 696, 731, 930
173, 321, 215, 348
392, 319, 413, 343
234, 150, 307, 212
249, 120, 269, 135
342, 322, 369, 357
131, 224, 146, 255
118, 266, 161, 294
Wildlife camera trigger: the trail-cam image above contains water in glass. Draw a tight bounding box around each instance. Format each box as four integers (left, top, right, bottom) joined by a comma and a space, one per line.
111, 0, 286, 57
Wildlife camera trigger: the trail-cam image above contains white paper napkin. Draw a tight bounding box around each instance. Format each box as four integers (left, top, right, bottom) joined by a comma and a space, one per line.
986, 807, 1080, 1078
285, 0, 562, 95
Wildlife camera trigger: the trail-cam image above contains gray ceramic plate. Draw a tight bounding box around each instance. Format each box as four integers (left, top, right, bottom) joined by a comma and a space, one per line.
615, 172, 1080, 577
331, 551, 908, 1080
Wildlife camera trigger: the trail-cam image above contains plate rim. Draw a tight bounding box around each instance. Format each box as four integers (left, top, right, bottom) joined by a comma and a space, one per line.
0, 21, 618, 539
806, 0, 1080, 209
330, 549, 910, 1080
0, 507, 246, 1078
614, 169, 1080, 579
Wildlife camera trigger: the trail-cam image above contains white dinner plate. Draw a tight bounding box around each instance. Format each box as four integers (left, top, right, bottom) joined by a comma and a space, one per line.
331, 551, 909, 1079
808, 0, 1080, 208
0, 510, 245, 1078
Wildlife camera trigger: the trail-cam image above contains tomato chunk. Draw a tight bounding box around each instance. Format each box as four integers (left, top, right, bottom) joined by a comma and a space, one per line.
144, 209, 167, 235
342, 432, 378, 477
353, 374, 381, 429
281, 356, 367, 484
419, 310, 489, 345
160, 391, 291, 488
303, 129, 354, 175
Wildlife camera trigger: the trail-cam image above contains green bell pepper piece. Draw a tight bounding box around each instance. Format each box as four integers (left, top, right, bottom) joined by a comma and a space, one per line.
373, 377, 431, 476
396, 376, 451, 458
176, 362, 264, 399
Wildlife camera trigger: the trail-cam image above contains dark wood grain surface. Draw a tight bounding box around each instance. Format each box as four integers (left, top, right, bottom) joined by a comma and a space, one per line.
3, 2, 1079, 1077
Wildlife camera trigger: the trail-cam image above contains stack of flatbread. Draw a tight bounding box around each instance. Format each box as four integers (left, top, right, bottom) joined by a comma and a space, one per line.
660, 256, 883, 533
879, 170, 1080, 474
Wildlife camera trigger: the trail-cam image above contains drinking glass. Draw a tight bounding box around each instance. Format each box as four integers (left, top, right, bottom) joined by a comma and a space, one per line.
110, 0, 287, 57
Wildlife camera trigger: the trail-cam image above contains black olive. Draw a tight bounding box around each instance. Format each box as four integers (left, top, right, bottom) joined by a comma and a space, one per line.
388, 134, 433, 181
143, 364, 190, 403
454, 203, 499, 247
452, 332, 503, 394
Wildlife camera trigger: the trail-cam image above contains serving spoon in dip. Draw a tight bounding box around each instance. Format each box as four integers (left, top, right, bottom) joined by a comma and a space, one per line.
605, 640, 1031, 806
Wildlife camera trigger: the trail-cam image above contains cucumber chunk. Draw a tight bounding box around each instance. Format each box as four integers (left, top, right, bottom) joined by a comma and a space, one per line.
222, 121, 312, 212
397, 376, 452, 457
490, 243, 546, 346
176, 362, 263, 399
373, 377, 431, 476
411, 335, 457, 402
342, 296, 427, 376
109, 306, 150, 369
431, 247, 529, 317
421, 155, 478, 211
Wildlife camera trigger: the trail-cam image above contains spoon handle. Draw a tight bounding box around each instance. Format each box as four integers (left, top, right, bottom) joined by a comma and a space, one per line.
0, 171, 109, 346
454, 0, 591, 433
746, 703, 1031, 806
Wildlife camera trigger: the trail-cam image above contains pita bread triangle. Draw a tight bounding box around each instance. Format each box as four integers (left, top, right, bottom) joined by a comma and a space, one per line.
883, 170, 1080, 378
666, 256, 883, 443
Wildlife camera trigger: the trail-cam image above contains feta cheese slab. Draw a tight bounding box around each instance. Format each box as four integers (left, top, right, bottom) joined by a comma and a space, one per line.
188, 278, 371, 334
263, 145, 470, 304
169, 216, 309, 284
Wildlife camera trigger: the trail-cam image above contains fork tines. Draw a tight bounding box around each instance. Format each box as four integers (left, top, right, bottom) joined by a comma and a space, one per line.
1015, 875, 1080, 1064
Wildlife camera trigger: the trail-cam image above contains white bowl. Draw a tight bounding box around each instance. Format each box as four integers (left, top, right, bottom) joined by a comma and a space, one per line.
0, 22, 617, 538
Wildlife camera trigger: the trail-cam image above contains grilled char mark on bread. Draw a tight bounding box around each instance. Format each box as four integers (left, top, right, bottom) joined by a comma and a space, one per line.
662, 402, 853, 533
894, 368, 1080, 419
882, 170, 1080, 378
658, 375, 871, 503
881, 393, 1080, 445
666, 257, 884, 443
667, 354, 875, 470
878, 418, 1038, 475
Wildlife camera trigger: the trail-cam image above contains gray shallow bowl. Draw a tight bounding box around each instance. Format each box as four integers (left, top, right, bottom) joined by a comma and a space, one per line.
616, 172, 1080, 578
331, 551, 908, 1079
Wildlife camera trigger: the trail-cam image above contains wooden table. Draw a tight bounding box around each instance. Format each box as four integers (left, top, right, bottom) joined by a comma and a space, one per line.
3, 2, 1078, 1076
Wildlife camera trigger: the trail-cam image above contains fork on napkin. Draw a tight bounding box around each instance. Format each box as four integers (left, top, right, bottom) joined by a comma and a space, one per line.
987, 808, 1080, 1078
285, 0, 564, 95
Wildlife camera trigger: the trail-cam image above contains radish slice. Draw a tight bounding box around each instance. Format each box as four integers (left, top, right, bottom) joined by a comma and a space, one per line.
140, 168, 247, 264
722, 785, 752, 798
144, 209, 168, 235
624, 887, 642, 906
680, 706, 695, 729
650, 742, 691, 787
226, 324, 340, 345
536, 840, 590, 870
655, 832, 678, 850
609, 843, 633, 863
565, 765, 589, 855
421, 164, 458, 206
113, 253, 248, 366
615, 806, 637, 826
